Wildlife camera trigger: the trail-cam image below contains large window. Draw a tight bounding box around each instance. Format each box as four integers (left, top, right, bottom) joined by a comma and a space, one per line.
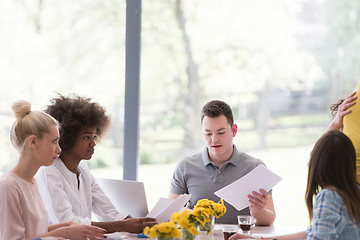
138, 0, 360, 226
0, 0, 126, 171
1, 0, 360, 226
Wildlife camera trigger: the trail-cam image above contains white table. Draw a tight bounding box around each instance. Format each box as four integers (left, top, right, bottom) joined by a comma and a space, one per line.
113, 224, 307, 240
215, 224, 307, 239
251, 225, 307, 237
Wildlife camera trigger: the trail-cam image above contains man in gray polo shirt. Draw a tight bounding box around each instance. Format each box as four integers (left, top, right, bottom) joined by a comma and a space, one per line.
168, 100, 276, 225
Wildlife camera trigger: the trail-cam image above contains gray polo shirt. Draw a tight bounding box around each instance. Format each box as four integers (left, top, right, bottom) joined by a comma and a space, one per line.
169, 145, 266, 224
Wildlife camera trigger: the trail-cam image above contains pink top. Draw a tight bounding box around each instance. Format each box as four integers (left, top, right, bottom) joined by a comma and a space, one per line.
0, 172, 48, 240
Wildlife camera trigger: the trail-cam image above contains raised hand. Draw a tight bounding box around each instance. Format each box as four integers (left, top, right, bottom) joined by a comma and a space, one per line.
327, 91, 357, 131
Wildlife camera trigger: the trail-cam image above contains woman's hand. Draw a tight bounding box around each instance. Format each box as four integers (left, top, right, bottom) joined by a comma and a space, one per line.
229, 233, 257, 240
52, 224, 107, 240
121, 217, 157, 233
328, 92, 357, 131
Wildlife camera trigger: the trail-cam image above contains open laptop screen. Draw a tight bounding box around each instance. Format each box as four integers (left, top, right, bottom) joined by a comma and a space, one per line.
96, 178, 149, 218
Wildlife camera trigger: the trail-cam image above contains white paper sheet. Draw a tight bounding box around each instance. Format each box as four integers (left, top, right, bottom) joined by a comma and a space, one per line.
146, 194, 191, 222
104, 232, 123, 240
214, 165, 282, 211
146, 198, 173, 218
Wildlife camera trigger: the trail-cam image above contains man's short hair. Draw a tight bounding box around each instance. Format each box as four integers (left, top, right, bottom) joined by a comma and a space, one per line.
201, 100, 234, 126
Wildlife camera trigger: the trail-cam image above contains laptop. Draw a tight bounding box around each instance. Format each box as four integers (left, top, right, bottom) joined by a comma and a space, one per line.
96, 178, 149, 218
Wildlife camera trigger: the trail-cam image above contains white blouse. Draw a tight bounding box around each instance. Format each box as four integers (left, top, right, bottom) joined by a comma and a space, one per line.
36, 158, 128, 225
0, 172, 48, 239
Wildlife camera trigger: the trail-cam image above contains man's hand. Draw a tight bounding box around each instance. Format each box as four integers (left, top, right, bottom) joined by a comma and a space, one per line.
248, 189, 268, 211
247, 189, 275, 225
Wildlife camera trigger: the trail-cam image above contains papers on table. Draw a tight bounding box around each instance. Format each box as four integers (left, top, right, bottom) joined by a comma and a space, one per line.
104, 232, 123, 240
214, 165, 282, 211
146, 194, 191, 222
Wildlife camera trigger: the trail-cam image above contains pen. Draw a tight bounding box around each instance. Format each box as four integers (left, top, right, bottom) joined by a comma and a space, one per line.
137, 234, 148, 238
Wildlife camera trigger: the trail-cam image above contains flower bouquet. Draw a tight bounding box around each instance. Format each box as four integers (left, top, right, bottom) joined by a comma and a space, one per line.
171, 208, 210, 240
144, 221, 181, 240
194, 198, 227, 234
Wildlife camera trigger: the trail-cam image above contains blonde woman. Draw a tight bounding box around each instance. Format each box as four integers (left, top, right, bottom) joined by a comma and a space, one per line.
0, 100, 106, 240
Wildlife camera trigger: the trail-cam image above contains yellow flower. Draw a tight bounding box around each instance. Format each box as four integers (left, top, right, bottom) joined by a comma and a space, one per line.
144, 226, 150, 235
194, 198, 226, 218
169, 198, 226, 237
171, 210, 191, 228
171, 210, 203, 235
188, 226, 198, 235
191, 207, 209, 225
143, 221, 181, 239
149, 227, 157, 239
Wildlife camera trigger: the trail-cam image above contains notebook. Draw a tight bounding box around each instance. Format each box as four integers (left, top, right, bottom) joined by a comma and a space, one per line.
96, 178, 149, 218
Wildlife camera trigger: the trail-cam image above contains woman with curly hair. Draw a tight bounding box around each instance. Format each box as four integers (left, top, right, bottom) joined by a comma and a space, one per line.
229, 131, 360, 239
36, 94, 156, 233
0, 100, 106, 239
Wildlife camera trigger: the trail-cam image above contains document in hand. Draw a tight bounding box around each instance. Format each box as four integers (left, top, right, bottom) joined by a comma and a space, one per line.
214, 165, 282, 211
146, 194, 191, 223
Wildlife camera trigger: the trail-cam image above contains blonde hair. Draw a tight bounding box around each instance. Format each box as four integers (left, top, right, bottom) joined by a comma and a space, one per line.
10, 100, 58, 151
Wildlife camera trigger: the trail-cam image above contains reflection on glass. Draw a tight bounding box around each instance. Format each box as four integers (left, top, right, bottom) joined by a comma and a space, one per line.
237, 215, 256, 235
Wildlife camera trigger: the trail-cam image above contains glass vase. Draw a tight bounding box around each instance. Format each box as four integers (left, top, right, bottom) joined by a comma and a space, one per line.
181, 228, 196, 240
198, 214, 215, 235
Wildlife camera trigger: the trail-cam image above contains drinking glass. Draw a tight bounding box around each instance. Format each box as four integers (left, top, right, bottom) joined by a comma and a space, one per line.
237, 215, 256, 234
222, 225, 238, 240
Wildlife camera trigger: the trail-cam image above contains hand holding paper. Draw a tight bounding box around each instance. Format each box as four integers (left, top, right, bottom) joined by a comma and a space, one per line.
214, 165, 281, 211
146, 194, 191, 223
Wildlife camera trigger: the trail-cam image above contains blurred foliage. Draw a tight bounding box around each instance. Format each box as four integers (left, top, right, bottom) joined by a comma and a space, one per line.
312, 0, 360, 98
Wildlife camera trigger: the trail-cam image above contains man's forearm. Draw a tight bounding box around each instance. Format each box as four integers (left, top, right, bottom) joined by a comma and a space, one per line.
251, 208, 276, 226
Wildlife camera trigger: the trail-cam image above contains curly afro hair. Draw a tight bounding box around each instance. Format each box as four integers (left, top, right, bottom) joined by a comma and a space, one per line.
44, 94, 111, 155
